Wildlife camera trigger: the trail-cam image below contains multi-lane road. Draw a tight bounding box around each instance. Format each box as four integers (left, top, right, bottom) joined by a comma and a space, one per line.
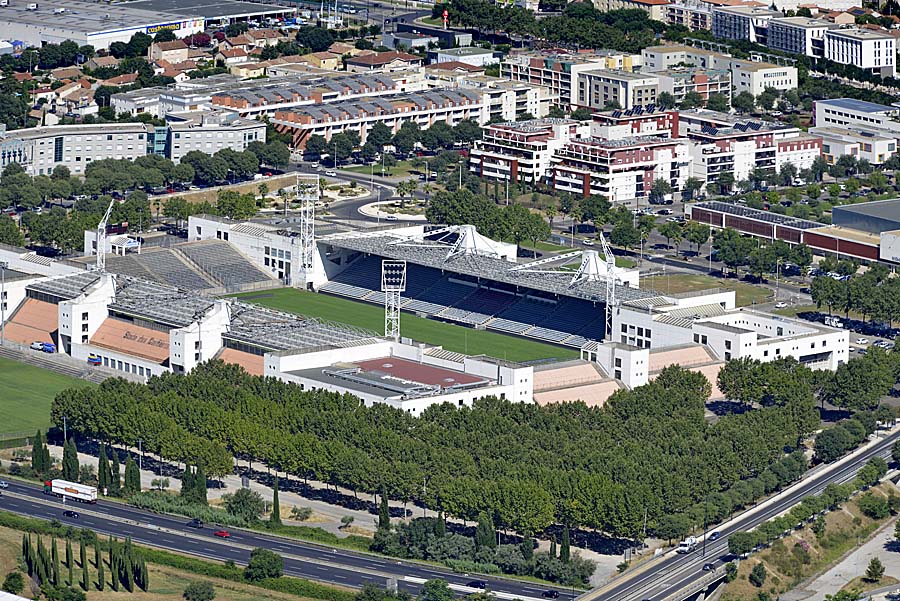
588, 427, 900, 601
0, 479, 562, 600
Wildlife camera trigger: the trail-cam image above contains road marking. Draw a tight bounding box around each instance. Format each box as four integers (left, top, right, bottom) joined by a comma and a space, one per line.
332, 574, 348, 580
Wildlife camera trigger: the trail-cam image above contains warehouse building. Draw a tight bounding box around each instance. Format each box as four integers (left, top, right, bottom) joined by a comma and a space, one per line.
0, 0, 204, 50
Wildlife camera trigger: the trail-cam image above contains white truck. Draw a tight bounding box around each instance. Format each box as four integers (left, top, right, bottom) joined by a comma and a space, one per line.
43, 479, 97, 504
675, 536, 698, 554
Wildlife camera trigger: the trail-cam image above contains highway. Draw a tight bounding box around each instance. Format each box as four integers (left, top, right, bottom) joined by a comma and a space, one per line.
0, 479, 561, 601
591, 428, 900, 601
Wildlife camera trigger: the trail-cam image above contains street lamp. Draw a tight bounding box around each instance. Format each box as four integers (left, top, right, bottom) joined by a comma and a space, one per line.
0, 260, 7, 347
137, 439, 143, 472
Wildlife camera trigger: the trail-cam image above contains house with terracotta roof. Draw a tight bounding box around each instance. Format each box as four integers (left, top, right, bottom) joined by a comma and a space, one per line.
215, 47, 250, 65
822, 10, 856, 24
425, 60, 485, 74
13, 72, 33, 83
149, 40, 189, 63
245, 28, 290, 47
221, 35, 253, 53
299, 51, 342, 70
49, 67, 83, 82
84, 55, 120, 71
328, 41, 371, 56
99, 73, 139, 87
345, 51, 423, 73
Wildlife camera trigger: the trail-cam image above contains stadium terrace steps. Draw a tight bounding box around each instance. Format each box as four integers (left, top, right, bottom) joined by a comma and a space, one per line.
176, 240, 275, 289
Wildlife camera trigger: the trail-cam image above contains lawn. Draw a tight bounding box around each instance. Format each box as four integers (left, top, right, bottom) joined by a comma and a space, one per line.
342, 160, 419, 180
0, 356, 92, 437
231, 288, 578, 362
640, 274, 772, 307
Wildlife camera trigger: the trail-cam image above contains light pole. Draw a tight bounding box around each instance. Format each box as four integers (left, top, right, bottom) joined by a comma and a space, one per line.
62, 415, 67, 442
0, 260, 7, 347
137, 439, 143, 472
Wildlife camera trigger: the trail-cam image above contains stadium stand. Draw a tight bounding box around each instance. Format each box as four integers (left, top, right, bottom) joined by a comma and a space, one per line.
178, 240, 275, 289
135, 250, 216, 290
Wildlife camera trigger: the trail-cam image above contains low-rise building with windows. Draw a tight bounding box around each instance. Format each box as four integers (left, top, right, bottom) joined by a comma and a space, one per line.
575, 69, 659, 110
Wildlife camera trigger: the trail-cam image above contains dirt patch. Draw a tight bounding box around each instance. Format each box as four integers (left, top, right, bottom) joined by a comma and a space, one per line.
159, 174, 300, 207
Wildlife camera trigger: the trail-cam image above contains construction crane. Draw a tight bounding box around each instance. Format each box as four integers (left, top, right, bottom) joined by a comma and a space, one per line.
95, 197, 115, 272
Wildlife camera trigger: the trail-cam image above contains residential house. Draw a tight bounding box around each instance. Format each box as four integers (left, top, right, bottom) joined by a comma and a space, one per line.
221, 35, 254, 53
148, 40, 189, 63
245, 29, 290, 47
216, 48, 250, 65
49, 67, 83, 81
84, 55, 120, 71
99, 73, 139, 87
345, 51, 423, 73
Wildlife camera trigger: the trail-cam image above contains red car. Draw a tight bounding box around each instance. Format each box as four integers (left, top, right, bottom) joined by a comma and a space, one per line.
213, 530, 230, 538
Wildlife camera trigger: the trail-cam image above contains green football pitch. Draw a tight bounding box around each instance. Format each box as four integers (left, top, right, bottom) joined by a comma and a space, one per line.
0, 356, 93, 436
231, 288, 579, 363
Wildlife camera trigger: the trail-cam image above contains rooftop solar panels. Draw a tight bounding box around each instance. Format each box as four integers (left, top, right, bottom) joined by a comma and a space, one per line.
695, 201, 822, 229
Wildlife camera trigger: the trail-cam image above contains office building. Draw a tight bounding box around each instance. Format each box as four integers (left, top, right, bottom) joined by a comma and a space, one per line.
824, 28, 896, 78
767, 17, 836, 57
810, 126, 897, 165
730, 59, 798, 95
428, 47, 497, 67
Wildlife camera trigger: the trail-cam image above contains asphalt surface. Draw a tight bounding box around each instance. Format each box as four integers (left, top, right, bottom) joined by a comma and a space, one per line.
595, 428, 900, 601
0, 479, 564, 600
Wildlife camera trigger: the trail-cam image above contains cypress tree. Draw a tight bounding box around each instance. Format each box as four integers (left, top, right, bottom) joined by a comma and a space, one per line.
36, 538, 48, 585
124, 455, 140, 495
107, 537, 114, 589
140, 557, 148, 591
98, 446, 109, 494
435, 512, 446, 537
96, 544, 104, 591
66, 539, 73, 585
475, 511, 496, 550
51, 538, 59, 586
80, 538, 88, 591
181, 466, 195, 500
63, 438, 79, 481
194, 464, 207, 505
31, 430, 44, 474
560, 527, 571, 563
270, 477, 281, 526
109, 449, 121, 495
123, 538, 134, 592
549, 538, 557, 559
378, 489, 390, 531
520, 535, 534, 561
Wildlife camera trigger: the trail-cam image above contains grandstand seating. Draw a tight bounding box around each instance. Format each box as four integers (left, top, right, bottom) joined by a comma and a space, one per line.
104, 255, 158, 282
137, 250, 216, 291
178, 241, 273, 289
318, 258, 608, 348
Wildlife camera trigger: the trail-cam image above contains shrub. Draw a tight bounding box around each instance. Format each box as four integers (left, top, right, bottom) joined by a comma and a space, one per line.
291, 506, 313, 521
244, 548, 283, 582
183, 581, 216, 601
2, 571, 24, 594
857, 492, 890, 520
749, 563, 767, 588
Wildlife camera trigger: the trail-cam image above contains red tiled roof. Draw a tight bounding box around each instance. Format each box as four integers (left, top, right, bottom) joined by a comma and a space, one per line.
427, 60, 484, 72
346, 51, 421, 66
154, 40, 188, 52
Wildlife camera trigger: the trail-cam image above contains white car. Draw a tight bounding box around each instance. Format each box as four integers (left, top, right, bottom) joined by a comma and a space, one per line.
856, 338, 870, 345
386, 215, 398, 221
324, 170, 337, 177
582, 239, 595, 246
775, 302, 788, 309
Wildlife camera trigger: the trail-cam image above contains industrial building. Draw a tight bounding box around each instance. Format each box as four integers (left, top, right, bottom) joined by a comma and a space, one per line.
0, 0, 203, 50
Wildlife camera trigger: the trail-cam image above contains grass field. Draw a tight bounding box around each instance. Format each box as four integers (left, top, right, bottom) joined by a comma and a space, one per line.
232, 288, 578, 362
342, 160, 419, 180
641, 274, 772, 307
0, 357, 92, 436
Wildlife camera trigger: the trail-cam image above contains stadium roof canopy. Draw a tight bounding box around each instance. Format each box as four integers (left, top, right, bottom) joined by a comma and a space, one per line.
322, 229, 661, 304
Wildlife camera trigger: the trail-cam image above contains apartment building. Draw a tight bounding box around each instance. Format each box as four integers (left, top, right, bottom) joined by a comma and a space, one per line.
712, 6, 781, 44
641, 44, 726, 71
165, 111, 266, 163
501, 51, 640, 108
575, 69, 659, 110
731, 59, 798, 95
550, 136, 692, 203
767, 17, 836, 57
678, 109, 815, 187
655, 67, 731, 104
445, 76, 553, 122
775, 133, 823, 172
666, 1, 714, 31
0, 123, 152, 176
593, 0, 671, 21
271, 89, 488, 149
591, 106, 678, 140
824, 28, 896, 78
469, 119, 590, 186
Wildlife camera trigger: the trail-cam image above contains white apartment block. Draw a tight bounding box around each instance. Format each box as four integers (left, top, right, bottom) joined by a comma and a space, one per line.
0, 123, 151, 176
767, 17, 836, 58
641, 45, 727, 72
551, 136, 692, 204
575, 69, 659, 110
814, 97, 900, 133
655, 68, 731, 104
166, 112, 266, 163
731, 59, 798, 96
614, 296, 849, 370
712, 6, 781, 44
776, 133, 823, 173
825, 28, 896, 78
469, 119, 590, 185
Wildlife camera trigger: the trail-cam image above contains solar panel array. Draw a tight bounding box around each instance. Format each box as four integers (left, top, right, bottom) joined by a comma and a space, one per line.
697, 201, 822, 229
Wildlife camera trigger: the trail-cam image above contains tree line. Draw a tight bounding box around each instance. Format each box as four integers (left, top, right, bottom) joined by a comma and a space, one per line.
53, 362, 822, 540
811, 266, 900, 325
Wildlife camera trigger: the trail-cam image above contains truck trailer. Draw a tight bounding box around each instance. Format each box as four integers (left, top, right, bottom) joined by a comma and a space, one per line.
43, 480, 97, 503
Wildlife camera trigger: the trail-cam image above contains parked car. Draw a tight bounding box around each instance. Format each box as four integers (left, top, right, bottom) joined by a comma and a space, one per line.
213, 530, 230, 538
856, 338, 869, 345
775, 302, 788, 309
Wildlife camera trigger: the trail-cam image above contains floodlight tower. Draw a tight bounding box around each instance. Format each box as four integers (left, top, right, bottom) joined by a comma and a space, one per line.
381, 260, 406, 341
95, 197, 115, 272
296, 174, 320, 287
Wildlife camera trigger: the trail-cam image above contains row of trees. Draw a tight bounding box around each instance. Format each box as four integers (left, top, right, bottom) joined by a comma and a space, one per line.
425, 188, 550, 251
52, 362, 822, 539
712, 228, 813, 278
811, 267, 900, 325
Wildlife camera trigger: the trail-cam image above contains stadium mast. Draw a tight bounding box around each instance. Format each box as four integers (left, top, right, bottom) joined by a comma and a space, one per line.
296, 174, 320, 288
381, 260, 406, 341
95, 197, 116, 272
